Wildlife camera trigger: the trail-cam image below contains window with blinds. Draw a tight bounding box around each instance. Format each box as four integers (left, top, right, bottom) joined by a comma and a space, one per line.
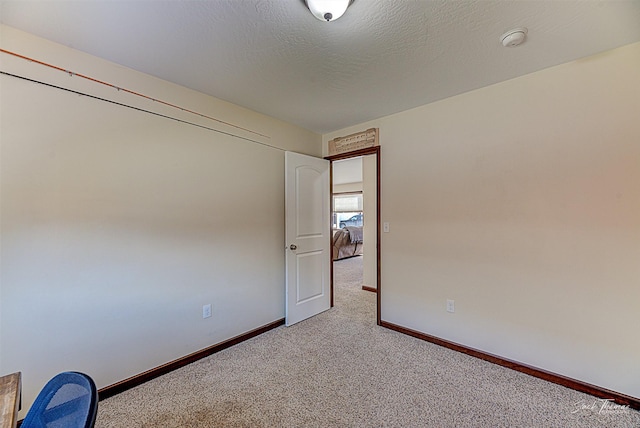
332, 193, 363, 229
333, 193, 363, 212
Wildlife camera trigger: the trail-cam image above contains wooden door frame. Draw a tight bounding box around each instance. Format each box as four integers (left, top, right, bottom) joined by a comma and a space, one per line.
325, 146, 381, 325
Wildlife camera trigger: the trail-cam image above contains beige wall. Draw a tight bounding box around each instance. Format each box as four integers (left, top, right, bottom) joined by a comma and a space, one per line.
324, 42, 640, 398
0, 25, 321, 415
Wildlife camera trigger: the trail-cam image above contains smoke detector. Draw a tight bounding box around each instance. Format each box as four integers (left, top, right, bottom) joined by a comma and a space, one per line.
501, 28, 528, 47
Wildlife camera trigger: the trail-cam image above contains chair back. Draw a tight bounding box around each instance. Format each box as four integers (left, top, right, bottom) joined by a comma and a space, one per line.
21, 371, 98, 428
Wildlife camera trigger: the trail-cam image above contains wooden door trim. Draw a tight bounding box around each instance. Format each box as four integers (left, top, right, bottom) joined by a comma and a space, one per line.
326, 146, 381, 325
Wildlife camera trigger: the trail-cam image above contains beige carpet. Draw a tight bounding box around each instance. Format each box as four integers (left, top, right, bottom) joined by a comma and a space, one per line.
96, 256, 639, 427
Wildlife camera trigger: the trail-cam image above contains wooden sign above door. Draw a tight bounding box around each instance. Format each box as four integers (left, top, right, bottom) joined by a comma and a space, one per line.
328, 128, 379, 156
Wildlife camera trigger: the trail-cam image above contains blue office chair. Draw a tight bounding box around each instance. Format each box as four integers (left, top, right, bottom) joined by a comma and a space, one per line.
21, 371, 98, 428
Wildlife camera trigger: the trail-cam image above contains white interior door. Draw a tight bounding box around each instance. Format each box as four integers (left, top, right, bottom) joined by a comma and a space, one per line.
285, 151, 330, 326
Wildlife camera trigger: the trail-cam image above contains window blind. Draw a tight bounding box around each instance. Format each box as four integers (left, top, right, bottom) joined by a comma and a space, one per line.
333, 193, 363, 212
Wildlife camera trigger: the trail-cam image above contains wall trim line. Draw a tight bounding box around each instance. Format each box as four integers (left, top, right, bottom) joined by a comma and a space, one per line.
379, 320, 640, 410
97, 318, 285, 400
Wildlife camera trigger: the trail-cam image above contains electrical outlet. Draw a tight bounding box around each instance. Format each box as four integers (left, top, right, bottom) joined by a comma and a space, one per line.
203, 304, 212, 319
446, 299, 455, 313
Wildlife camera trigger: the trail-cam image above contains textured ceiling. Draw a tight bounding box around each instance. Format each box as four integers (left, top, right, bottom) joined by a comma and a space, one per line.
1, 0, 640, 134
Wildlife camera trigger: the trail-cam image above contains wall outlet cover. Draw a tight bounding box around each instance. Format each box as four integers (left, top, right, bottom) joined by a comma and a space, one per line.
203, 304, 212, 319
446, 299, 455, 313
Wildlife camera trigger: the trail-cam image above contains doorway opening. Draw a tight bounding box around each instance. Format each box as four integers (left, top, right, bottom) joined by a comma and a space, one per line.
326, 146, 381, 325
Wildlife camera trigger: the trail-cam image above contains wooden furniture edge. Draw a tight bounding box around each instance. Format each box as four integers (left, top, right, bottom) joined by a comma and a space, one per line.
362, 285, 377, 293
1, 372, 21, 428
379, 320, 640, 410
97, 318, 285, 400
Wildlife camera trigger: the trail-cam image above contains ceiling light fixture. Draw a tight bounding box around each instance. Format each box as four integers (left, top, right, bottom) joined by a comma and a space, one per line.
305, 0, 354, 22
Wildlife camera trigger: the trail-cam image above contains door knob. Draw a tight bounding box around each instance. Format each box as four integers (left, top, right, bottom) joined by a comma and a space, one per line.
289, 244, 297, 250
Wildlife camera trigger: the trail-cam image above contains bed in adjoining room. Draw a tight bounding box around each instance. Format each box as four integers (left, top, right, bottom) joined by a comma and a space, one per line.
332, 226, 363, 260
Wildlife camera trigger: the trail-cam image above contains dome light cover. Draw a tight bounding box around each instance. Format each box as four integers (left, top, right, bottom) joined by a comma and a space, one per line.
305, 0, 353, 22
